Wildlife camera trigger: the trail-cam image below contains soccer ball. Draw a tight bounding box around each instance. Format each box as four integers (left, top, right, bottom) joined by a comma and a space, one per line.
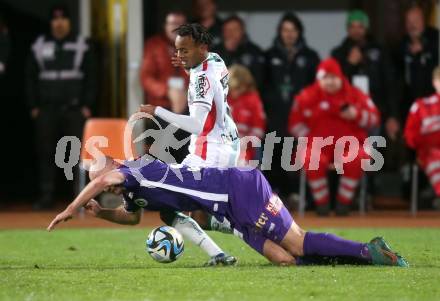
146, 226, 184, 263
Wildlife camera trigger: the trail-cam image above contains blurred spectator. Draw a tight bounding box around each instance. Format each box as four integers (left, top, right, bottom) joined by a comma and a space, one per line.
404, 66, 440, 208
397, 4, 439, 120
191, 0, 222, 47
139, 11, 190, 163
212, 15, 265, 88
140, 11, 188, 111
227, 64, 266, 165
263, 12, 319, 197
265, 12, 319, 137
331, 10, 398, 139
26, 5, 97, 210
288, 58, 380, 216
0, 14, 9, 79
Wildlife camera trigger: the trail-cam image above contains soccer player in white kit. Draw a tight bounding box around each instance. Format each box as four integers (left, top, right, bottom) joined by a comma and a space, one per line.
137, 23, 239, 265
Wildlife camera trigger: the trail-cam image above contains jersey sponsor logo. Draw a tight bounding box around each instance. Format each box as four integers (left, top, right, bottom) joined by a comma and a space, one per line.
255, 212, 269, 231
134, 198, 148, 207
221, 131, 239, 144
195, 74, 210, 99
212, 53, 222, 62
265, 195, 283, 216
220, 74, 228, 89
267, 222, 276, 235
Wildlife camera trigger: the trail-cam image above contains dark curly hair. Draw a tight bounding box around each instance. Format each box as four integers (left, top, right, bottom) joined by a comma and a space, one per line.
173, 23, 213, 46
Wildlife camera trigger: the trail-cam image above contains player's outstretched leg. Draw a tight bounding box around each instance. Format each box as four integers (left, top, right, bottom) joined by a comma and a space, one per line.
278, 222, 408, 267
160, 210, 237, 266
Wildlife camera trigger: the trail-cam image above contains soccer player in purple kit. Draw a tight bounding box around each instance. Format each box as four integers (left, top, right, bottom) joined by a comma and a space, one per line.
48, 156, 408, 267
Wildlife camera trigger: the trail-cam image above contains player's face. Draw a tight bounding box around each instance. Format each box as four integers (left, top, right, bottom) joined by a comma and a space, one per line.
280, 21, 299, 47
319, 74, 342, 94
347, 21, 366, 42
175, 35, 207, 69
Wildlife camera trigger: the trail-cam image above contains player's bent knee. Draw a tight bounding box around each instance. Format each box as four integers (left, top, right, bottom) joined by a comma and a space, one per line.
189, 210, 209, 229
263, 239, 295, 266
280, 222, 306, 257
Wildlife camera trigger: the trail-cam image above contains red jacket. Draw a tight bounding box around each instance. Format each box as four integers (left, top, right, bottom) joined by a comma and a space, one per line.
288, 81, 380, 143
404, 93, 440, 156
140, 34, 188, 108
228, 91, 266, 160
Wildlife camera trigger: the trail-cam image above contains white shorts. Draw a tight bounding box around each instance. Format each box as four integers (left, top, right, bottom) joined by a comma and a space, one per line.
182, 139, 240, 168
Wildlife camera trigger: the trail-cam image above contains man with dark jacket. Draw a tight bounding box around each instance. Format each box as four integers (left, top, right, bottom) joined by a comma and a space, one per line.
26, 5, 97, 210
264, 12, 320, 198
332, 10, 398, 139
191, 0, 223, 47
397, 4, 439, 121
264, 13, 319, 137
211, 15, 265, 89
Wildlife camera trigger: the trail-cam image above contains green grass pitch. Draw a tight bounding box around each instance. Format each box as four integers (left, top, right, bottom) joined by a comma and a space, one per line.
1, 228, 440, 301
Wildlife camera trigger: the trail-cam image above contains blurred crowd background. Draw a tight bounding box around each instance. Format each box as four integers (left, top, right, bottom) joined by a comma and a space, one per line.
0, 0, 439, 214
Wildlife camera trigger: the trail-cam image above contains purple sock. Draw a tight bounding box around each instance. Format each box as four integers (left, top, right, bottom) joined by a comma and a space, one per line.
303, 232, 371, 261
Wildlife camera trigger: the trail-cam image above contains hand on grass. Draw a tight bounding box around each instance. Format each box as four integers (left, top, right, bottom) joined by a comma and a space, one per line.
47, 208, 74, 231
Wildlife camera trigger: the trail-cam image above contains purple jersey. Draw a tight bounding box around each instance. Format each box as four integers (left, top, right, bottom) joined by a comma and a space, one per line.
118, 158, 293, 254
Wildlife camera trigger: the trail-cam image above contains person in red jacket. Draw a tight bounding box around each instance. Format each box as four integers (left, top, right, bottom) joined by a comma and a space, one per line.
288, 58, 380, 216
227, 64, 266, 165
404, 66, 440, 201
140, 12, 188, 111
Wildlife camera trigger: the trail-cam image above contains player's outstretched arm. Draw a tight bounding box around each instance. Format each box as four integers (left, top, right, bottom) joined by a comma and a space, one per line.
137, 104, 209, 135
84, 200, 142, 225
47, 170, 126, 231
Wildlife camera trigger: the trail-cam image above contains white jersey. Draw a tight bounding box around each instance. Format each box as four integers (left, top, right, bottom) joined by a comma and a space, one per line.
183, 52, 240, 168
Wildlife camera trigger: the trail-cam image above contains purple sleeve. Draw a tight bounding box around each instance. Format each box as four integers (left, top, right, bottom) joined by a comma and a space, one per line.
117, 167, 139, 190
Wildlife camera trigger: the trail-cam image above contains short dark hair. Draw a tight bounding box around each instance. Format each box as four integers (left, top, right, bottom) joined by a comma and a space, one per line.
223, 15, 245, 29
277, 12, 304, 40
173, 23, 212, 46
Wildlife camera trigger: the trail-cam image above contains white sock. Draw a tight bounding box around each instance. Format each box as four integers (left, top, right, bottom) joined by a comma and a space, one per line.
172, 212, 223, 257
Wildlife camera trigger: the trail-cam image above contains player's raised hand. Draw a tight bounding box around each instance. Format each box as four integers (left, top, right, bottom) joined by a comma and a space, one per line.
84, 199, 102, 217
171, 54, 184, 68
47, 208, 74, 231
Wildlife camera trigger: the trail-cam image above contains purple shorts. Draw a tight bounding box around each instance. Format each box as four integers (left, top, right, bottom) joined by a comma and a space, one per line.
228, 168, 294, 255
